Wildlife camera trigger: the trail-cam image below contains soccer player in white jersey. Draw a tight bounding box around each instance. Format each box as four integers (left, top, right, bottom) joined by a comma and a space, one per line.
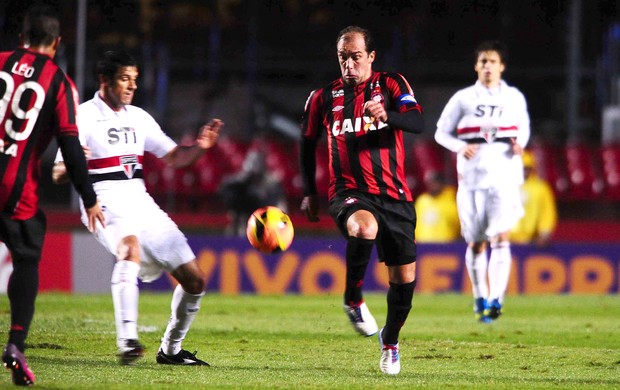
53, 50, 224, 365
434, 40, 530, 323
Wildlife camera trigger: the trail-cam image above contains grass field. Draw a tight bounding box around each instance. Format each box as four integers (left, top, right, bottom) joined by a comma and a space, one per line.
1, 293, 619, 389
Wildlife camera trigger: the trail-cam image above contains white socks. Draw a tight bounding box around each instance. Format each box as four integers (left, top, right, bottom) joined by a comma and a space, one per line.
466, 242, 512, 304
488, 241, 512, 304
111, 260, 140, 349
160, 285, 204, 355
465, 246, 489, 299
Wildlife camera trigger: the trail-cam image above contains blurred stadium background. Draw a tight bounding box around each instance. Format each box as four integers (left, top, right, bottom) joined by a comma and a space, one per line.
1, 0, 619, 238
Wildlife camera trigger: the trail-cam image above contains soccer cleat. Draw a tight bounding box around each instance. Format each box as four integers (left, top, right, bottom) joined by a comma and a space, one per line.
484, 299, 502, 320
2, 343, 35, 386
474, 297, 492, 323
118, 339, 145, 365
377, 328, 400, 375
156, 349, 210, 366
343, 302, 378, 336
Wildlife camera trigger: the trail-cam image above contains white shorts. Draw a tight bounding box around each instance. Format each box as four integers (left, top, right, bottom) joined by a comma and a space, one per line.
82, 181, 195, 282
456, 186, 524, 243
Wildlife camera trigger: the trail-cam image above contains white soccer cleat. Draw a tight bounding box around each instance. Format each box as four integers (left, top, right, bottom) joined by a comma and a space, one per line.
378, 328, 400, 375
343, 301, 378, 336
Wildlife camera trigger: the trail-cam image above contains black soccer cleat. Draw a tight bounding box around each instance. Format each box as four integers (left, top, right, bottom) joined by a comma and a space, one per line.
156, 349, 210, 366
118, 339, 145, 365
484, 299, 503, 320
2, 343, 35, 386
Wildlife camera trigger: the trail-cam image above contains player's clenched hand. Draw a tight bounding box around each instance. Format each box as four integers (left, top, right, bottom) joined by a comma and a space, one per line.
460, 144, 479, 160
86, 201, 106, 233
82, 145, 92, 160
301, 195, 320, 222
196, 119, 224, 150
363, 100, 387, 123
510, 138, 523, 156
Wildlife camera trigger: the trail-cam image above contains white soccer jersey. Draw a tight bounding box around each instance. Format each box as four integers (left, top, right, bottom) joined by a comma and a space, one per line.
435, 80, 530, 190
62, 92, 194, 282
78, 92, 177, 187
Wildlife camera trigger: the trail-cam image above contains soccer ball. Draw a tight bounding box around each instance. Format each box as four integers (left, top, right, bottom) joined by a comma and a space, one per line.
246, 206, 294, 253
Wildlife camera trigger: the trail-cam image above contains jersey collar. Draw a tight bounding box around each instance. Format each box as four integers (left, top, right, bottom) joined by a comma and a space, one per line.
93, 91, 128, 117
475, 79, 507, 95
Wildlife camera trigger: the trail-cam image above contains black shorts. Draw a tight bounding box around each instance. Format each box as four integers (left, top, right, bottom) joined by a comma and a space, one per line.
0, 210, 46, 265
328, 191, 417, 266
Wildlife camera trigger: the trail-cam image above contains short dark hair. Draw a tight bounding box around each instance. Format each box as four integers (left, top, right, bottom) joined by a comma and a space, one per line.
475, 40, 508, 65
95, 50, 138, 84
22, 6, 60, 47
336, 26, 375, 53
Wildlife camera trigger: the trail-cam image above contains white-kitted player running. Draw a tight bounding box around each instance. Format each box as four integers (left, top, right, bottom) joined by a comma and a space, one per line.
434, 40, 530, 323
53, 50, 224, 365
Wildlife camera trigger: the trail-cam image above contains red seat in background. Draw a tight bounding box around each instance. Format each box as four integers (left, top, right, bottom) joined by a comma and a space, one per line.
529, 142, 569, 199
260, 138, 301, 198
563, 142, 604, 200
291, 140, 330, 198
409, 139, 450, 196
600, 143, 620, 200
216, 136, 250, 174
194, 147, 230, 196
142, 152, 175, 203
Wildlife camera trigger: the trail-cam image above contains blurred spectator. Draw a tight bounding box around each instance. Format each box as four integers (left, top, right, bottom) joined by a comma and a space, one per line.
414, 172, 460, 243
218, 149, 286, 236
511, 151, 558, 246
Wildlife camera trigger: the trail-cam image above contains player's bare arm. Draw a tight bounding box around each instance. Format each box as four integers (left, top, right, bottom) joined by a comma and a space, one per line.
164, 118, 224, 168
196, 118, 223, 150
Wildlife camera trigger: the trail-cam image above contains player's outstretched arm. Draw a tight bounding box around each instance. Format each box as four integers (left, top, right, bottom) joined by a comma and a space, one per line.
196, 118, 224, 150
164, 118, 224, 168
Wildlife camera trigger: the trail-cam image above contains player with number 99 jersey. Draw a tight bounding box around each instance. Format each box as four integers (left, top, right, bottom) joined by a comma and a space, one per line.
0, 47, 96, 219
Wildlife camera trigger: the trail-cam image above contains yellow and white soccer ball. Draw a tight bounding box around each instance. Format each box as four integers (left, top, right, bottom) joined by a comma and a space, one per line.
246, 206, 294, 254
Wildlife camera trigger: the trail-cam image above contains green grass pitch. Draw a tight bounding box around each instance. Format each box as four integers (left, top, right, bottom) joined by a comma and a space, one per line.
1, 293, 619, 389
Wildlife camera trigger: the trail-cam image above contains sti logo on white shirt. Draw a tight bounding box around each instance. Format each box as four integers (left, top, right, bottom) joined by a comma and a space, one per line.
108, 127, 137, 144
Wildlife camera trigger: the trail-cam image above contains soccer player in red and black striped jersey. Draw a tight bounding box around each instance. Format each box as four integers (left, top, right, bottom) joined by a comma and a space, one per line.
0, 6, 104, 386
300, 26, 423, 375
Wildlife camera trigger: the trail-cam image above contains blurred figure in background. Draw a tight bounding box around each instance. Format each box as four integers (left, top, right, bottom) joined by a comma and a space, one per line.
435, 40, 530, 324
414, 172, 460, 243
218, 149, 286, 236
510, 151, 557, 246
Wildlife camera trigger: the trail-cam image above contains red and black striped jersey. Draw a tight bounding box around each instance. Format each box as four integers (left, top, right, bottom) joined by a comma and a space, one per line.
302, 71, 422, 201
0, 47, 79, 219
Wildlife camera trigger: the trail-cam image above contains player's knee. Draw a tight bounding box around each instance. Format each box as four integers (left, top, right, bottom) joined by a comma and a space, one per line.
471, 241, 487, 254
174, 262, 206, 294
347, 211, 378, 239
117, 235, 140, 263
181, 277, 205, 295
